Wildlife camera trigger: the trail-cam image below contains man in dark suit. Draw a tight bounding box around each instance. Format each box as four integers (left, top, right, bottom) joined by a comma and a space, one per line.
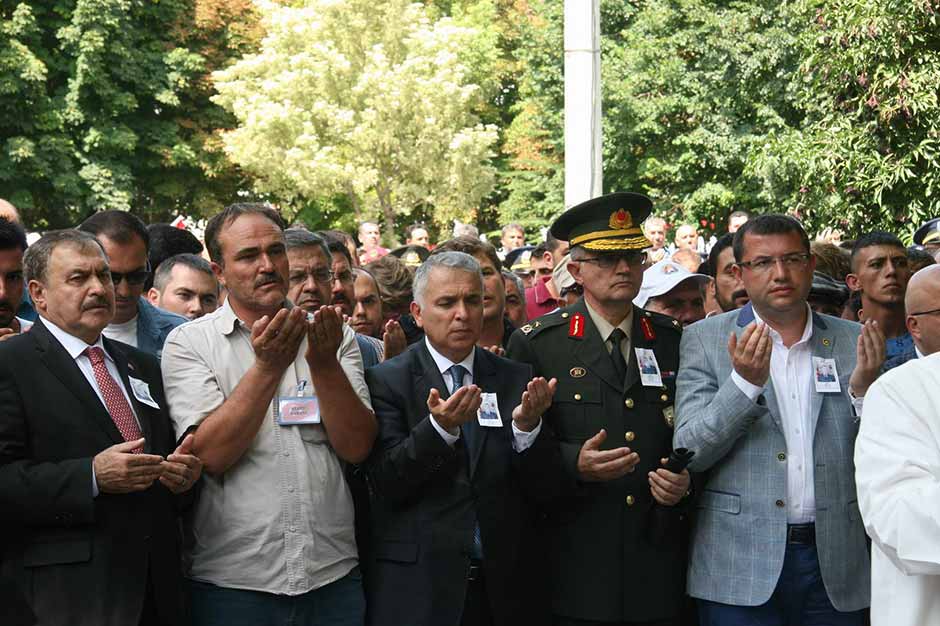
364, 251, 558, 626
0, 230, 202, 626
507, 193, 691, 626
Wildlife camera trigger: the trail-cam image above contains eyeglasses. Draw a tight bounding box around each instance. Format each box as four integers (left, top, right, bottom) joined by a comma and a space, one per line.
289, 269, 334, 285
110, 266, 150, 286
910, 307, 940, 317
333, 269, 354, 285
577, 251, 647, 270
737, 253, 811, 273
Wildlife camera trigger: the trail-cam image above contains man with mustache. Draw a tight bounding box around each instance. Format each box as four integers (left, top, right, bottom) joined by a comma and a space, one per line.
0, 229, 202, 625
675, 214, 882, 625
161, 205, 376, 626
0, 217, 31, 339
635, 259, 710, 328
78, 211, 186, 359
507, 193, 691, 625
350, 267, 407, 362
846, 231, 915, 371
703, 234, 750, 316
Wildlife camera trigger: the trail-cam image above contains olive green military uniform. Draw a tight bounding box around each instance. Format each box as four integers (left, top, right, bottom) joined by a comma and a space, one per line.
507, 301, 688, 624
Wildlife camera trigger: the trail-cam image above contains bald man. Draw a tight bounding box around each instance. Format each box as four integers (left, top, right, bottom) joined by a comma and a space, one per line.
905, 265, 940, 356
0, 199, 20, 225
674, 224, 698, 252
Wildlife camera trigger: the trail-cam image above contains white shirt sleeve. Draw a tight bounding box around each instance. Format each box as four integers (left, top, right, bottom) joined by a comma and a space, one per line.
511, 419, 542, 453
731, 370, 764, 401
430, 415, 460, 447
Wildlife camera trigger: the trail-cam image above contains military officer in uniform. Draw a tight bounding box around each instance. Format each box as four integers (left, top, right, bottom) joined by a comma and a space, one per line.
507, 193, 692, 626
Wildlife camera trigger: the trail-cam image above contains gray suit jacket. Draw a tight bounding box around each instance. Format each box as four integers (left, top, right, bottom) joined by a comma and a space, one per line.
674, 304, 870, 611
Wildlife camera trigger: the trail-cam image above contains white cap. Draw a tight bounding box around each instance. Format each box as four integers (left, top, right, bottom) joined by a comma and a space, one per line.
634, 258, 709, 308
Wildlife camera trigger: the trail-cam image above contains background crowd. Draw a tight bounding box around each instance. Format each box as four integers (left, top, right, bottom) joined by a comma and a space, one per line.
1, 193, 940, 626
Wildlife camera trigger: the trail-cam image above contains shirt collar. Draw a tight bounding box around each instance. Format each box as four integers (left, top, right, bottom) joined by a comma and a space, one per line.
40, 316, 111, 362
752, 303, 814, 346
584, 300, 633, 343
424, 336, 475, 377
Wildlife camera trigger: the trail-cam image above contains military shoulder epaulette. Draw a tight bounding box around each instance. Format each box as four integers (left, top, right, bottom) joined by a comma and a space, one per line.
642, 308, 683, 333
519, 310, 570, 337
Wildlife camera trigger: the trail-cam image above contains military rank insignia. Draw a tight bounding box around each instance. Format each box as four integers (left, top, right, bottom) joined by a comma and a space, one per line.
569, 313, 585, 338
640, 317, 656, 341
663, 405, 675, 428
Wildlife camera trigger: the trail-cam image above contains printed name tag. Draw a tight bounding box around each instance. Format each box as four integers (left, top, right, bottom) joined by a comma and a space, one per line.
477, 392, 503, 427
128, 377, 160, 409
634, 348, 664, 387
812, 357, 841, 393
276, 380, 321, 425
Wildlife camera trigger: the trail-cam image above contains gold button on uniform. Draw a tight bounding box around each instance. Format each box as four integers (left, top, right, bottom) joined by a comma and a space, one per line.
660, 394, 669, 402
624, 398, 634, 409
625, 431, 636, 442
777, 453, 786, 461
626, 495, 635, 506
561, 312, 569, 318
574, 393, 582, 401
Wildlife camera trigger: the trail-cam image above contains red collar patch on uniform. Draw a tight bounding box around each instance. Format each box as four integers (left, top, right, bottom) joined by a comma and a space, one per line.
640, 317, 656, 341
569, 313, 585, 338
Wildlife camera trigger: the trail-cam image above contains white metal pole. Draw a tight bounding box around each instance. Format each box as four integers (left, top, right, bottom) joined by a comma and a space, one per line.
564, 0, 603, 209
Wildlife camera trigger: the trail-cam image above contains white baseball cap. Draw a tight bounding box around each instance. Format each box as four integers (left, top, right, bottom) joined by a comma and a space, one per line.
634, 258, 709, 308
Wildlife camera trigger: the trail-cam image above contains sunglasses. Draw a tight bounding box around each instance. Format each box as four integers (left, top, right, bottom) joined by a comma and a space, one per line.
110, 265, 151, 286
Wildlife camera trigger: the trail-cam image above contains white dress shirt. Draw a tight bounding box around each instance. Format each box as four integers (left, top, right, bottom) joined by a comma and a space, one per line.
732, 306, 816, 523
425, 338, 541, 452
42, 317, 140, 497
855, 353, 940, 626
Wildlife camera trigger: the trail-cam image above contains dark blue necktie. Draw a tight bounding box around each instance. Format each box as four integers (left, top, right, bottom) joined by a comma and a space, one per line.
449, 364, 483, 559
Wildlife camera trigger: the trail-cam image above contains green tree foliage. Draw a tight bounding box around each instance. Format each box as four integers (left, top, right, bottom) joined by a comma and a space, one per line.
0, 0, 255, 229
213, 0, 499, 240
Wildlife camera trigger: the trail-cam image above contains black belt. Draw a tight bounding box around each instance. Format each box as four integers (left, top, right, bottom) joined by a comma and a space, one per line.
467, 559, 484, 582
787, 523, 815, 545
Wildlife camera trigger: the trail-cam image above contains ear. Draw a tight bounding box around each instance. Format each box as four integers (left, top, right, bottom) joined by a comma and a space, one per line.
210, 261, 226, 289
731, 263, 744, 283
906, 315, 919, 342
146, 288, 161, 306
568, 260, 583, 284
542, 251, 554, 266
410, 300, 423, 328
845, 273, 861, 292
27, 280, 46, 313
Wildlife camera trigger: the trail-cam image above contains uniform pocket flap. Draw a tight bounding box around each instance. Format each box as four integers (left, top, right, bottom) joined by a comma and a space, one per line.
23, 538, 91, 567
374, 540, 418, 563
698, 489, 742, 514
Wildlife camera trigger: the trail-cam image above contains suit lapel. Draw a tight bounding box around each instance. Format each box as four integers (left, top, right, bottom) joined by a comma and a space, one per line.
809, 312, 832, 437
106, 339, 155, 453
735, 304, 783, 431
571, 300, 624, 393
32, 320, 124, 445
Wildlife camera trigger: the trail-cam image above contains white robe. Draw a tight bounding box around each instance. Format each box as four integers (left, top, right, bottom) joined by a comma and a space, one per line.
855, 352, 940, 625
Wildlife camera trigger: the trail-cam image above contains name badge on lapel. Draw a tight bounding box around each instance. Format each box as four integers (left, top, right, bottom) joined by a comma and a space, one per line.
477, 392, 503, 427
276, 380, 321, 425
634, 348, 664, 387
812, 357, 841, 393
128, 377, 160, 409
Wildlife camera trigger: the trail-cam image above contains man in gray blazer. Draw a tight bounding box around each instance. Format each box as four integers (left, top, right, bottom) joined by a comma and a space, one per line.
674, 214, 883, 625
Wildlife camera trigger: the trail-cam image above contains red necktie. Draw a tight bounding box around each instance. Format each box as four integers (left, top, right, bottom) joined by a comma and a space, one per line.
85, 347, 143, 452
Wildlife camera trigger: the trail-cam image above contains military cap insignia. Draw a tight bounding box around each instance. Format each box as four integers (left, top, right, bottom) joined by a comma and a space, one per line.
404, 251, 420, 265
521, 324, 533, 334
568, 313, 585, 338
608, 208, 634, 230
569, 367, 586, 378
663, 405, 675, 428
640, 317, 656, 341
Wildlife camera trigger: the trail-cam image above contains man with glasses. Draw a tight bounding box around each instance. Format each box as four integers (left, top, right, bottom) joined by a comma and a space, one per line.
674, 214, 881, 625
507, 193, 691, 626
79, 211, 186, 358
846, 231, 915, 370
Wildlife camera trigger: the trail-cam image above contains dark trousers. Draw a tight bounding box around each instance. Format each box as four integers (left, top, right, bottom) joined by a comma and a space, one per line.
698, 542, 866, 626
188, 567, 365, 626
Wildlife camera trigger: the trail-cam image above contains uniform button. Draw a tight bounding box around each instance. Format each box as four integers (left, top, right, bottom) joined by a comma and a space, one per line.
625, 431, 636, 442
775, 499, 785, 508
574, 393, 582, 401
288, 485, 295, 493
660, 394, 669, 402
561, 312, 569, 318
283, 451, 290, 457
777, 452, 786, 461
289, 526, 296, 532
626, 495, 635, 506
624, 398, 634, 409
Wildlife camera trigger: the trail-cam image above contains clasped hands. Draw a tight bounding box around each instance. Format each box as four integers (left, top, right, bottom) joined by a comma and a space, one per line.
93, 433, 203, 495
426, 377, 558, 434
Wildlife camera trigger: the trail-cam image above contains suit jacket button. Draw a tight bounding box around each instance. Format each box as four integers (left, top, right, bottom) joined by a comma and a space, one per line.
775, 499, 785, 508
626, 495, 635, 506
624, 398, 634, 409
624, 431, 636, 442
574, 393, 582, 401
777, 452, 786, 461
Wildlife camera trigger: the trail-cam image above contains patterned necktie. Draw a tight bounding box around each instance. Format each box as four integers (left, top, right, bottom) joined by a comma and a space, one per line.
85, 347, 143, 452
609, 328, 627, 382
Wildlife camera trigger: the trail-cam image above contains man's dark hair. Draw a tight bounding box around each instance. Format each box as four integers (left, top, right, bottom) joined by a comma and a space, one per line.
78, 210, 150, 251
152, 253, 216, 293
705, 233, 735, 277
24, 230, 103, 284
146, 224, 204, 289
850, 231, 905, 271
908, 246, 937, 273
283, 228, 330, 261
532, 242, 549, 259
732, 214, 810, 262
204, 203, 286, 264
431, 236, 501, 274
545, 231, 565, 254
811, 241, 851, 283
317, 231, 353, 265
0, 216, 27, 253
